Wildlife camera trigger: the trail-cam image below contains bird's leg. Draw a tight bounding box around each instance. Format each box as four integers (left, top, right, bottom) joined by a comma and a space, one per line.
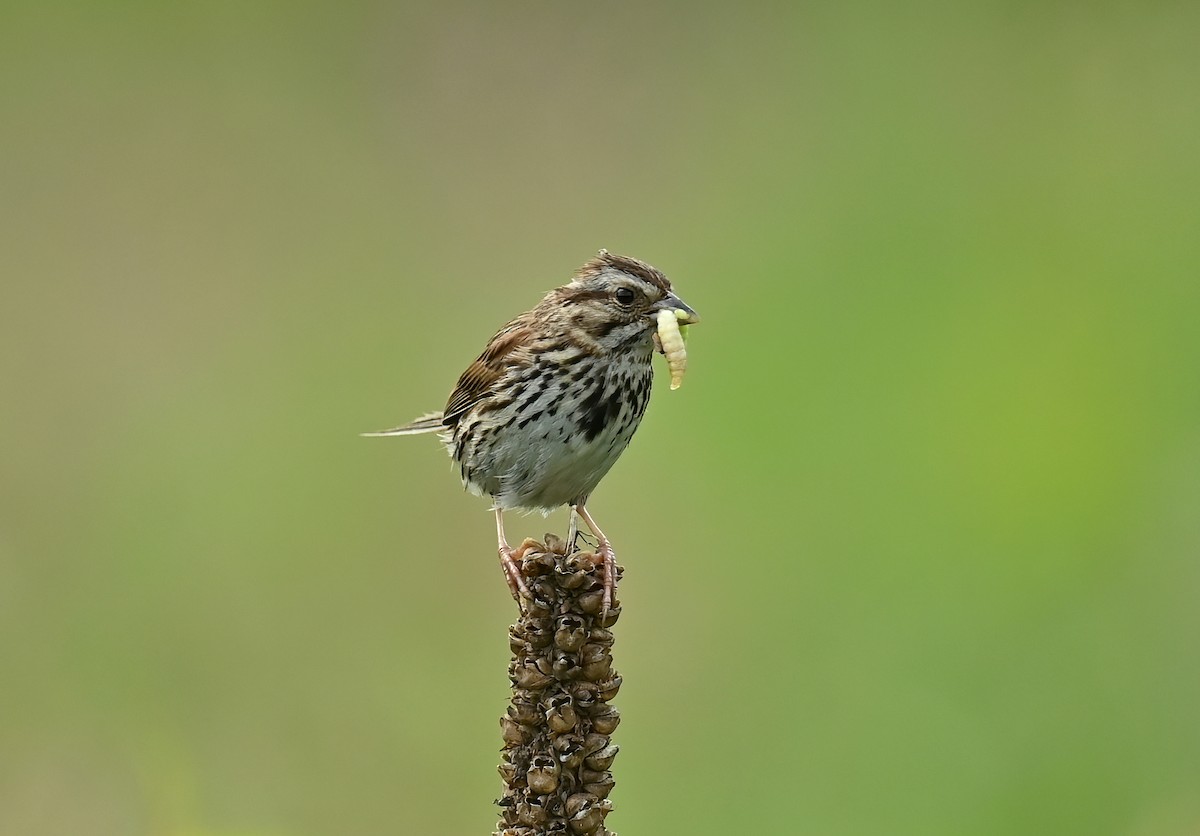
567, 507, 598, 552
565, 507, 581, 553
574, 504, 617, 616
494, 507, 532, 604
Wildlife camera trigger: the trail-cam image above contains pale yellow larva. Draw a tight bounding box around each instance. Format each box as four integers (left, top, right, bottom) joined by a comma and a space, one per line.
656, 309, 688, 390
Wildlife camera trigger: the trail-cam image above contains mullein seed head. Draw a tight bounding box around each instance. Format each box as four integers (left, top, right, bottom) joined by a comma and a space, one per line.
495, 537, 623, 836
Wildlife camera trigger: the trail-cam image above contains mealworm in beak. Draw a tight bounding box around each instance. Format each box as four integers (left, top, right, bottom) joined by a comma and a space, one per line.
656, 309, 688, 390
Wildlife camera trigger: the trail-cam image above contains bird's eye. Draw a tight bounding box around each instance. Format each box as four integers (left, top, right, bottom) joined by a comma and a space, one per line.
614, 287, 636, 305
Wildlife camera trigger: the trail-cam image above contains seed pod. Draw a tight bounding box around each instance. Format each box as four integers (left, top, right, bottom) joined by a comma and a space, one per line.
588, 704, 621, 735
563, 551, 595, 573
581, 733, 609, 757
595, 675, 622, 702
526, 754, 561, 795
520, 541, 555, 574
515, 798, 549, 827
508, 696, 542, 727
500, 715, 532, 746
520, 622, 553, 649
545, 699, 579, 734
570, 682, 598, 710
575, 588, 604, 615
498, 760, 520, 784
506, 745, 531, 768
565, 793, 610, 835
551, 651, 582, 680
511, 658, 554, 691
588, 628, 615, 647
580, 656, 612, 682
564, 793, 597, 818
578, 643, 607, 664
656, 308, 688, 390
582, 774, 615, 799
578, 643, 611, 680
596, 603, 621, 628
555, 556, 592, 590
522, 592, 553, 619
583, 743, 618, 771
554, 616, 588, 652
557, 745, 586, 772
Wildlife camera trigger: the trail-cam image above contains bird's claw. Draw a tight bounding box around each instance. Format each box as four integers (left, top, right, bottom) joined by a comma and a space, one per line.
596, 542, 617, 618
499, 544, 533, 606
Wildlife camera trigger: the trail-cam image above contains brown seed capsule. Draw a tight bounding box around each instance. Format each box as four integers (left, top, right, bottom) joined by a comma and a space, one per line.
511, 659, 554, 691
545, 699, 579, 734
581, 733, 609, 757
564, 793, 596, 819
526, 754, 561, 795
555, 558, 592, 590
552, 729, 580, 749
578, 643, 607, 664
520, 541, 555, 574
596, 603, 622, 628
515, 797, 549, 827
521, 582, 554, 614
588, 628, 615, 647
570, 682, 598, 710
500, 715, 533, 746
520, 622, 553, 649
509, 634, 529, 656
587, 704, 621, 735
582, 774, 615, 799
583, 743, 618, 772
595, 675, 622, 702
551, 651, 582, 680
554, 616, 588, 652
563, 551, 593, 572
575, 588, 604, 615
581, 662, 612, 686
565, 793, 609, 835
554, 735, 586, 770
508, 697, 541, 727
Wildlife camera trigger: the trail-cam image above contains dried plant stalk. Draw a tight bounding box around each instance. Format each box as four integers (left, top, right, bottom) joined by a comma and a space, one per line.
495, 534, 623, 836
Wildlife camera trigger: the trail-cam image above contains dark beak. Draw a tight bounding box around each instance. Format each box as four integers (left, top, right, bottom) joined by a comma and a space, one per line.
656, 292, 700, 325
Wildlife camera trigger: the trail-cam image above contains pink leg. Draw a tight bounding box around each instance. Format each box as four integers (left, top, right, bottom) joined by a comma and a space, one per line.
495, 507, 532, 604
566, 507, 581, 552
574, 504, 616, 616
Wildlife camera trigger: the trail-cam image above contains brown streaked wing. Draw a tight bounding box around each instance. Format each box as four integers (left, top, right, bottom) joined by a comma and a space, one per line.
442, 317, 533, 424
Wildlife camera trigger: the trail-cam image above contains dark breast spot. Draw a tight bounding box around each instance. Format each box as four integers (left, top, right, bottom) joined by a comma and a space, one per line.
575, 376, 622, 442
517, 409, 545, 429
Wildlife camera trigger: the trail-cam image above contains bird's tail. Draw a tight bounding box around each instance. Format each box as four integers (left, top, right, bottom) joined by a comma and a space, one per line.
360, 411, 446, 437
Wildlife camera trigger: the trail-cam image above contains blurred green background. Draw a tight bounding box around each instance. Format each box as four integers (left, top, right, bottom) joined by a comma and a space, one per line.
3, 2, 1199, 834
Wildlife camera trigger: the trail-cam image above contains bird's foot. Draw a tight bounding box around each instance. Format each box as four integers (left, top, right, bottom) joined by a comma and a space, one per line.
596, 542, 617, 618
570, 530, 597, 554
499, 543, 533, 606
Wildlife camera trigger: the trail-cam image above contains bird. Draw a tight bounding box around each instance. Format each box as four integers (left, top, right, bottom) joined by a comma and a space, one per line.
364, 250, 699, 613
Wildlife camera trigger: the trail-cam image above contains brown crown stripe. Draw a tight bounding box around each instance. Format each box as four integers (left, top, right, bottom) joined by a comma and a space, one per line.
574, 251, 671, 292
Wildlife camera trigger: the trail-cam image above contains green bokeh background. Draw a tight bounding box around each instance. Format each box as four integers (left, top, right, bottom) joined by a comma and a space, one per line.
3, 3, 1198, 834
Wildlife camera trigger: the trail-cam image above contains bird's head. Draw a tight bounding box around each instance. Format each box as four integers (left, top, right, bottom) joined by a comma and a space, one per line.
547, 250, 699, 352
